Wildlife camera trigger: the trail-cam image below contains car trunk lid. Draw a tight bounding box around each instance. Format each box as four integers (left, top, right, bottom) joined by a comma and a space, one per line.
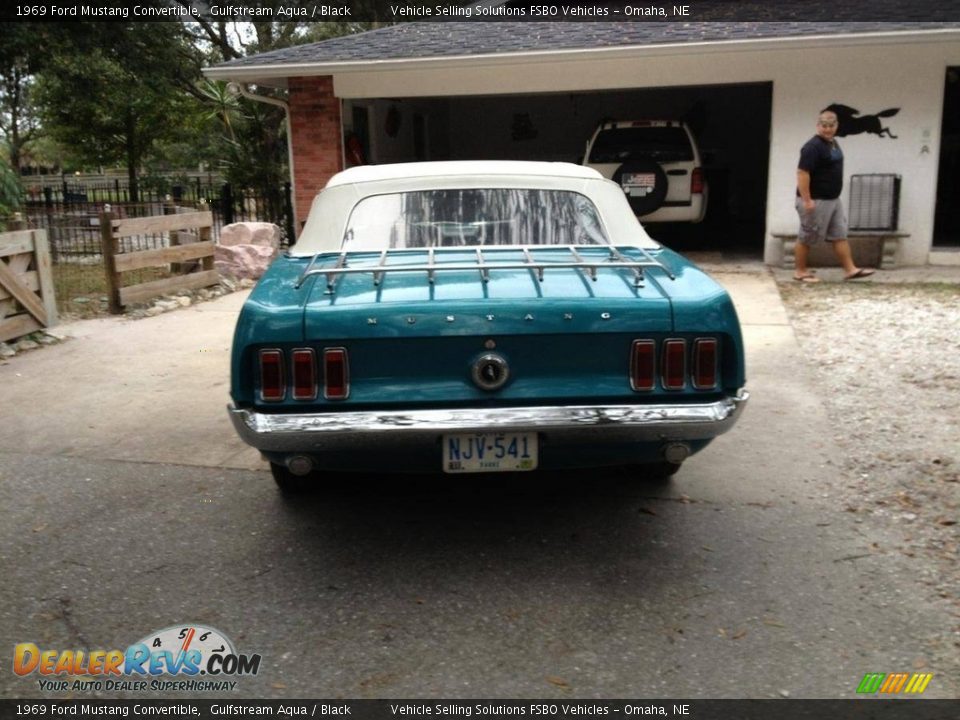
301, 246, 674, 338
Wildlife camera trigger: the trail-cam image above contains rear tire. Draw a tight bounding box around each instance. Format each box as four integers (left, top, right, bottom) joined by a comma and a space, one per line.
270, 462, 311, 494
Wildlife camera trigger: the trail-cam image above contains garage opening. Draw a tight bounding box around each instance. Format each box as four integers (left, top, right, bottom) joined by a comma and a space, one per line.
934, 67, 960, 247
346, 82, 772, 256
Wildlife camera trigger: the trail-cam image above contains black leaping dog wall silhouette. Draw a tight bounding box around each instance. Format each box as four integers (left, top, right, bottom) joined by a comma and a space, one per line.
824, 104, 900, 139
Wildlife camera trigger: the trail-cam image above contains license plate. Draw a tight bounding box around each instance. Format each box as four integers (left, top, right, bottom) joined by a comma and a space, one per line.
623, 172, 656, 187
622, 173, 656, 198
442, 432, 538, 473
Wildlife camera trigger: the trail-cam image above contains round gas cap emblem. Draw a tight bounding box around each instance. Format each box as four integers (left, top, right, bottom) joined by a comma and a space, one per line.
472, 353, 509, 391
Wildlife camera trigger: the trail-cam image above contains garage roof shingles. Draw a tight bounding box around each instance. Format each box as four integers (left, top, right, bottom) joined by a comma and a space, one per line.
214, 21, 960, 69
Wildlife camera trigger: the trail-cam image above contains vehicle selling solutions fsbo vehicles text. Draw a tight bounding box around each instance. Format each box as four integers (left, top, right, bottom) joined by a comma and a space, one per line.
388, 5, 688, 18
388, 705, 688, 716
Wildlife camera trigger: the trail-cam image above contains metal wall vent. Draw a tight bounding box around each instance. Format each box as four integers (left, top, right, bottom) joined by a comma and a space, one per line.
849, 174, 900, 231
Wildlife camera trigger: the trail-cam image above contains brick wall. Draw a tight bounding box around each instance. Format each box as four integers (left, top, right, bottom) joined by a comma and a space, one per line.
288, 76, 342, 233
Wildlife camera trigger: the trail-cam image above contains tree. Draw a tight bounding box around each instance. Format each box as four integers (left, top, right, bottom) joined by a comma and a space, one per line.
178, 18, 372, 225
0, 23, 50, 173
33, 22, 202, 201
0, 158, 22, 220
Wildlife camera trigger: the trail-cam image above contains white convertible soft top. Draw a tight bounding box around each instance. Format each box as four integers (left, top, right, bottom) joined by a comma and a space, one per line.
292, 161, 659, 256
326, 160, 604, 187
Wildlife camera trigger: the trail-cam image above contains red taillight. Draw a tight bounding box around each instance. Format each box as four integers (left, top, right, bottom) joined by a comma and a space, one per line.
323, 348, 349, 400
291, 349, 317, 400
630, 340, 656, 391
693, 338, 718, 389
662, 339, 686, 390
691, 167, 704, 194
259, 349, 285, 402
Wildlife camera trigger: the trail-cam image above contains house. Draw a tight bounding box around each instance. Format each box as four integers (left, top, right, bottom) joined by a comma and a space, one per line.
204, 20, 960, 266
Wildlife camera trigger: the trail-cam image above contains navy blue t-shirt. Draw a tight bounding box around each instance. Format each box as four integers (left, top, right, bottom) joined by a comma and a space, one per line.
797, 135, 843, 199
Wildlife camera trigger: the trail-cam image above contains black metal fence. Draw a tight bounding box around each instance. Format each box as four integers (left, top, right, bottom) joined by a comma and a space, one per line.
4, 178, 295, 316
19, 179, 295, 256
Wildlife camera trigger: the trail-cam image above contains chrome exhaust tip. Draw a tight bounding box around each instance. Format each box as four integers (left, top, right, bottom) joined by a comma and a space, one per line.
662, 442, 691, 464
286, 455, 315, 476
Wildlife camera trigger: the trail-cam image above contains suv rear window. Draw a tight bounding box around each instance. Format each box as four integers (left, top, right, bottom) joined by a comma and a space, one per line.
588, 127, 694, 163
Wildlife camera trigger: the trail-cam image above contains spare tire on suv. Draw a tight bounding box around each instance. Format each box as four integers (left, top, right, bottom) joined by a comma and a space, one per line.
611, 156, 669, 217
583, 120, 707, 224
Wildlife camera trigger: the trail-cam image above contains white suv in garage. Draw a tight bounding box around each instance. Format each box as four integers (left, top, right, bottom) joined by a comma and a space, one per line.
583, 120, 707, 223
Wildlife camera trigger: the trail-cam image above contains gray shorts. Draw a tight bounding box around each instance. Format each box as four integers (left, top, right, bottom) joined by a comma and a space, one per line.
796, 197, 848, 245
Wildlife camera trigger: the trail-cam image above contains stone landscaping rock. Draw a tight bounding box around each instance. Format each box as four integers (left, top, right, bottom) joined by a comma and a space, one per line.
14, 339, 39, 352
0, 342, 15, 358
215, 244, 278, 281
215, 221, 281, 281
219, 222, 281, 249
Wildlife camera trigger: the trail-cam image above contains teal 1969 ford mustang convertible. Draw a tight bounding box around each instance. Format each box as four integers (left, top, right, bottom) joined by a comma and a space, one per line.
228, 161, 748, 491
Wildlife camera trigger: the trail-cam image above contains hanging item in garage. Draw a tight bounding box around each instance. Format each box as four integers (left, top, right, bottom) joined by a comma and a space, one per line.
385, 106, 402, 138
511, 113, 538, 141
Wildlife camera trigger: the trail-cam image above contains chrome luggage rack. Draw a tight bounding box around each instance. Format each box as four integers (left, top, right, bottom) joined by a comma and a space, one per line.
294, 245, 675, 294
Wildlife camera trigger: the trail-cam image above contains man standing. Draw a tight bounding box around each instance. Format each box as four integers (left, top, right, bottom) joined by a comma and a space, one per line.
794, 109, 876, 282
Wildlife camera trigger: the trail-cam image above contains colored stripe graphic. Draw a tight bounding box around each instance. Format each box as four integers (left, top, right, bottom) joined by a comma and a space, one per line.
857, 672, 933, 694
904, 673, 934, 694
857, 673, 885, 693
880, 673, 909, 693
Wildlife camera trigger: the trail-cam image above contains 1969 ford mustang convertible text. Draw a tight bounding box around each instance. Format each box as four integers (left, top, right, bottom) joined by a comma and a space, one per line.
228, 161, 748, 491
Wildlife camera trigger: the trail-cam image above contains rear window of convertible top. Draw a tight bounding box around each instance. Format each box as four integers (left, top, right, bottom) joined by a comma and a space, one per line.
340, 188, 610, 251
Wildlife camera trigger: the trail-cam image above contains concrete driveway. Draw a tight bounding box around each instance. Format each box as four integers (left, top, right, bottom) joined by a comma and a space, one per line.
1, 289, 261, 471
0, 267, 788, 476
3, 265, 955, 698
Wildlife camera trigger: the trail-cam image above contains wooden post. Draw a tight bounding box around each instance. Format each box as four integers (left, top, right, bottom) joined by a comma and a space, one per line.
164, 196, 182, 274
199, 223, 214, 273
33, 229, 58, 329
99, 210, 122, 314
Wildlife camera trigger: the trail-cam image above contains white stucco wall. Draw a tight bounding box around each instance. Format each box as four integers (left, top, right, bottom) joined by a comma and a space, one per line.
767, 41, 955, 266
330, 31, 959, 264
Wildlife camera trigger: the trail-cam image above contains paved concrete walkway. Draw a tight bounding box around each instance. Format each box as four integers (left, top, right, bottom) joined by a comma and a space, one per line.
2, 290, 263, 470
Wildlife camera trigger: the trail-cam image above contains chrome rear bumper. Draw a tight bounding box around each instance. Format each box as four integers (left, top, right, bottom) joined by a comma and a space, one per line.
228, 390, 748, 453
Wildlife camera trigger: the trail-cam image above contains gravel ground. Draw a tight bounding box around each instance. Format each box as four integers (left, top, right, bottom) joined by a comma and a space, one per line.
778, 279, 960, 652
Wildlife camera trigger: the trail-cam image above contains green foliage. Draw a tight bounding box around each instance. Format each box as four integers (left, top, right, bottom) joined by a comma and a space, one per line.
7, 17, 370, 212
0, 158, 22, 217
32, 22, 202, 199
0, 22, 53, 171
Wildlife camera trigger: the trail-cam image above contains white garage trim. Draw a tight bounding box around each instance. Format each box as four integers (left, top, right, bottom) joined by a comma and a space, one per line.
202, 29, 959, 90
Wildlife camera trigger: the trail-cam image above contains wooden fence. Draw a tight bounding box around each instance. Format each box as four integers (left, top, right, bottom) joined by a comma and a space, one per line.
0, 227, 58, 342
100, 210, 219, 314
